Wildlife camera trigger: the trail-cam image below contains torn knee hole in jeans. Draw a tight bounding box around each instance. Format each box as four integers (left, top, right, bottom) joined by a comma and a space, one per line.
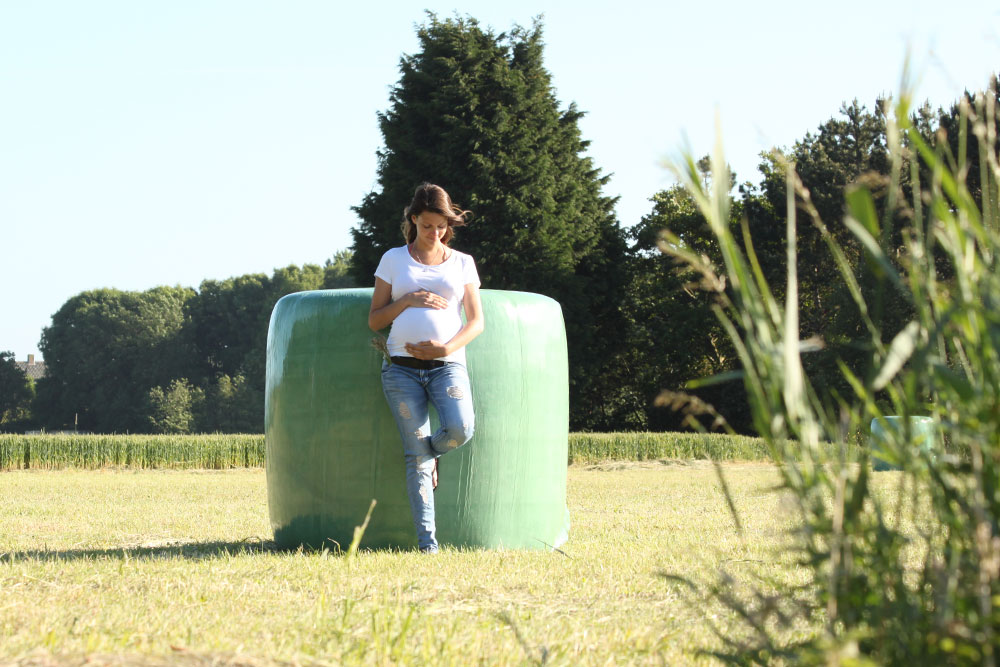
446, 386, 464, 399
413, 428, 425, 439
397, 402, 412, 419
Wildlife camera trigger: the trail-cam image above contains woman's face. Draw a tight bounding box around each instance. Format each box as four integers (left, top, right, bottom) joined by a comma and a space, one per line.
413, 211, 449, 245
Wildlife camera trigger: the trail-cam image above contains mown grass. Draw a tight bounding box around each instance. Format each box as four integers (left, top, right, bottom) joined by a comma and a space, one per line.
0, 432, 775, 471
0, 463, 819, 665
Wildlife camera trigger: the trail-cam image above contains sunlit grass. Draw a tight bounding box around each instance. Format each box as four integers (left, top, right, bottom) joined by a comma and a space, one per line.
1, 464, 820, 664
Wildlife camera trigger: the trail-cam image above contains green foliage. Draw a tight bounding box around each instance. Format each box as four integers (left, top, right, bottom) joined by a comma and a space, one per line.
747, 100, 918, 406
0, 351, 34, 430
187, 263, 326, 389
35, 286, 198, 433
197, 373, 262, 433
617, 181, 752, 431
323, 249, 357, 288
147, 378, 202, 434
0, 433, 264, 470
668, 81, 1000, 663
349, 13, 628, 430
626, 99, 938, 433
35, 261, 343, 434
936, 76, 1000, 212
188, 273, 272, 381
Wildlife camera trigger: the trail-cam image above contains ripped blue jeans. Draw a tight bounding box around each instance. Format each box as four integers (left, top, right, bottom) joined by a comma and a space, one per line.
380, 361, 475, 550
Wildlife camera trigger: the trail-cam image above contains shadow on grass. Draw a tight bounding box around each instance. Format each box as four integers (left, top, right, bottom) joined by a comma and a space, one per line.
0, 538, 289, 562
0, 539, 430, 562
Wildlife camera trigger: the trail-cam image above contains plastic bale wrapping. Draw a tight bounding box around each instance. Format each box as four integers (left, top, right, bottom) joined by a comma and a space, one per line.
265, 288, 570, 551
869, 416, 938, 471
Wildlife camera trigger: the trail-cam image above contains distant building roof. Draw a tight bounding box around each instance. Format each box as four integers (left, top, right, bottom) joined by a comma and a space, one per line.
15, 355, 46, 380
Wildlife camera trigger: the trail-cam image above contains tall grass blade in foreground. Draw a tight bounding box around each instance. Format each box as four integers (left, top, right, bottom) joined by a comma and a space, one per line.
664, 81, 1000, 664
347, 499, 377, 558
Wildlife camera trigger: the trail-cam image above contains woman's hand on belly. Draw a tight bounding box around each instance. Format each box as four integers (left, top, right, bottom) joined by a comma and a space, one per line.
403, 290, 449, 310
405, 339, 450, 359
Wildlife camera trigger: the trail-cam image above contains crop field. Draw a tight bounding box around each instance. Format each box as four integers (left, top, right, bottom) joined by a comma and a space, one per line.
0, 432, 775, 471
0, 462, 821, 665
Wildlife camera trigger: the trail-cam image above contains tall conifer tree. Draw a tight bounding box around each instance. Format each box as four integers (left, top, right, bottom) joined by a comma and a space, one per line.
351, 14, 627, 429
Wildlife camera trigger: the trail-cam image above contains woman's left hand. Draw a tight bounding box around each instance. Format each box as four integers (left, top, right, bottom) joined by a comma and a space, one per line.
405, 340, 449, 360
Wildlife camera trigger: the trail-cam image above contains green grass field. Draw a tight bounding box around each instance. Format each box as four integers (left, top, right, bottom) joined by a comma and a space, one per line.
0, 463, 818, 665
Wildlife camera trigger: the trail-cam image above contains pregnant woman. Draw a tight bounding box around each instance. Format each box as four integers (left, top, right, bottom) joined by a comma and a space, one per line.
368, 183, 484, 553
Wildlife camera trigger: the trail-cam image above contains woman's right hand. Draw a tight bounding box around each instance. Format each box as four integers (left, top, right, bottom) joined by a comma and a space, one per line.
403, 290, 448, 310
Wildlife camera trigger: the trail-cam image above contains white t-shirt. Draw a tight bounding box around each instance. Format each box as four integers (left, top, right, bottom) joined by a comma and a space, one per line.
374, 245, 481, 364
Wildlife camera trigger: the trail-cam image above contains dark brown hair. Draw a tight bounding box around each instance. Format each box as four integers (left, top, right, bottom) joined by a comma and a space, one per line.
401, 183, 470, 245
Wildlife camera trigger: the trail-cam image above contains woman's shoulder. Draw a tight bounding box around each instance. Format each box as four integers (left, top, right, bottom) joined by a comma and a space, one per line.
450, 249, 480, 283
379, 246, 410, 262
374, 246, 410, 279
450, 248, 476, 263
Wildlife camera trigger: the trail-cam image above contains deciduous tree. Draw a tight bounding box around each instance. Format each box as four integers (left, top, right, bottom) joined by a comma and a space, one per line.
323, 249, 356, 288
620, 183, 751, 431
36, 287, 197, 432
0, 351, 33, 430
148, 378, 202, 434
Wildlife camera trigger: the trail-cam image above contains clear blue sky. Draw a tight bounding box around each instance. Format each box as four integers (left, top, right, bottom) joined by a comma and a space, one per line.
2, 0, 998, 360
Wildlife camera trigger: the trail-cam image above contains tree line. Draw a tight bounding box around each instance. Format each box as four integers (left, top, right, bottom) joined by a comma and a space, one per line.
0, 253, 354, 433
2, 14, 995, 434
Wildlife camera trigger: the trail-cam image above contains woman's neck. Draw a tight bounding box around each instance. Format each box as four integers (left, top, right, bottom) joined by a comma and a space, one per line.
409, 240, 449, 265
412, 238, 441, 252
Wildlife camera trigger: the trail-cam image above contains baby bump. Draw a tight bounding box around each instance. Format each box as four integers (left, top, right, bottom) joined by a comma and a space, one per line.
392, 307, 462, 344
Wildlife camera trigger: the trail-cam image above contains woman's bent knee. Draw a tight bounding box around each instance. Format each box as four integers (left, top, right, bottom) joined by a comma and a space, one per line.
437, 422, 474, 452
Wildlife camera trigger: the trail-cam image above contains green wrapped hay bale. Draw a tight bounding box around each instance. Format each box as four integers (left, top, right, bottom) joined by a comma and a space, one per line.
870, 416, 937, 471
265, 288, 570, 550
